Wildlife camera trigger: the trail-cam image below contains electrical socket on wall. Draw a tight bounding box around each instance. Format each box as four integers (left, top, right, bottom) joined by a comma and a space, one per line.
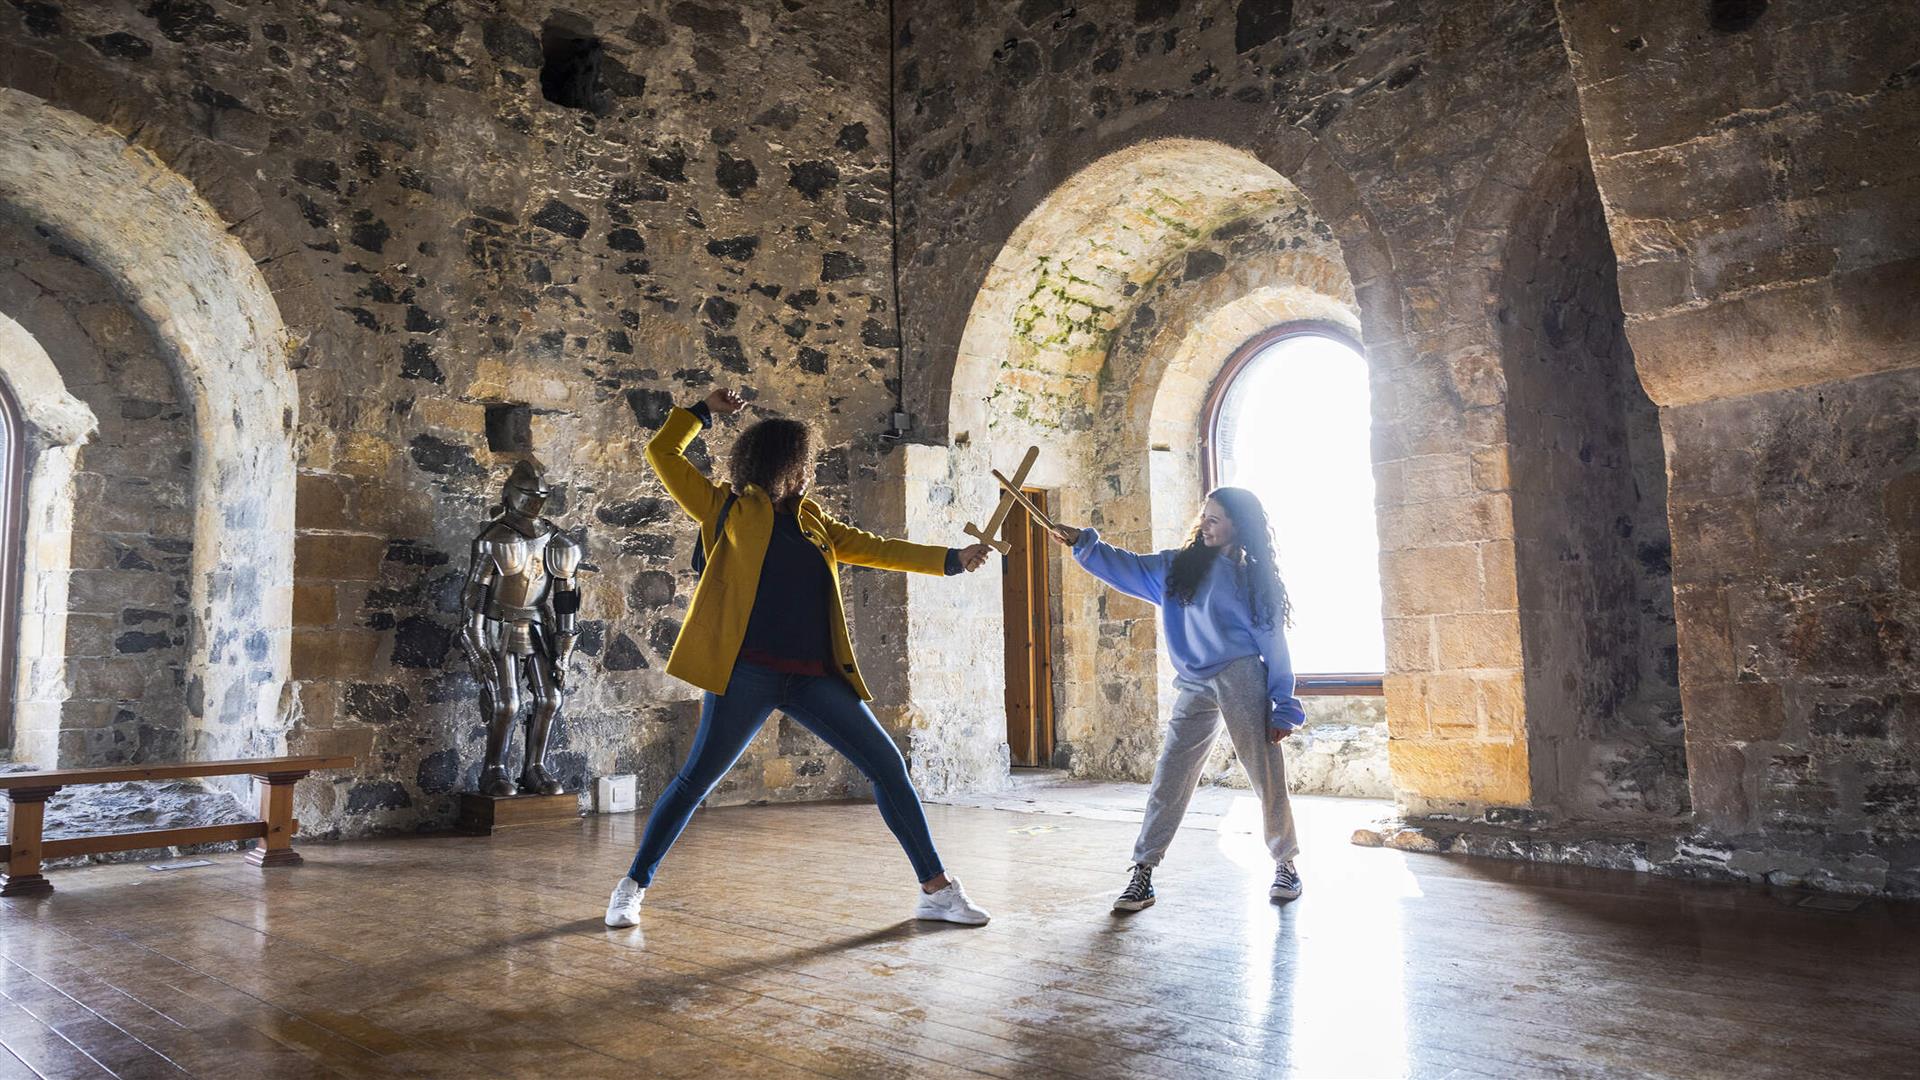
594, 774, 638, 814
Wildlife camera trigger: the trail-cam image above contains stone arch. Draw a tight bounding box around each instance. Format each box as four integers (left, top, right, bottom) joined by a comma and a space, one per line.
910, 100, 1405, 444
0, 312, 97, 765
0, 89, 299, 765
904, 131, 1407, 792
1092, 199, 1366, 782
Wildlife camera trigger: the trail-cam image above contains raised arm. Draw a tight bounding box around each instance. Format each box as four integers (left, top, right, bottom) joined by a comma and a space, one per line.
817, 510, 953, 575
643, 389, 743, 522
1063, 526, 1171, 606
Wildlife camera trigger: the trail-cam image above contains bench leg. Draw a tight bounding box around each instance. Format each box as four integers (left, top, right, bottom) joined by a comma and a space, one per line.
246, 771, 308, 868
1, 787, 60, 896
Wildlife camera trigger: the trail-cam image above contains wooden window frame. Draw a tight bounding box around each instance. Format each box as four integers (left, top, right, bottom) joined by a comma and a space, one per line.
1200, 321, 1384, 696
0, 380, 24, 745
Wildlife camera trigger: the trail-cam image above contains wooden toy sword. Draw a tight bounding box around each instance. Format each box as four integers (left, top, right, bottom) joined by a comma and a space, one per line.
963, 445, 1039, 555
991, 469, 1060, 534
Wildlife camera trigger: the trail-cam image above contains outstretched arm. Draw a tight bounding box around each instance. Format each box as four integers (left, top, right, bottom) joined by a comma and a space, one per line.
818, 510, 969, 575
643, 388, 745, 522
1050, 525, 1170, 606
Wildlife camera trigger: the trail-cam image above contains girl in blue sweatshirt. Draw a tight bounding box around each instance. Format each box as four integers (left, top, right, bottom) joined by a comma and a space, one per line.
1048, 487, 1306, 910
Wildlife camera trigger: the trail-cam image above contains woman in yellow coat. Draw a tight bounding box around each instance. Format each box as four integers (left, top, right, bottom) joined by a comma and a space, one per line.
606, 386, 995, 928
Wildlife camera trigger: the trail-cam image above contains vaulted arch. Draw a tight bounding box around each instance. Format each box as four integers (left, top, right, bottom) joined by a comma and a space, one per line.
0, 90, 299, 764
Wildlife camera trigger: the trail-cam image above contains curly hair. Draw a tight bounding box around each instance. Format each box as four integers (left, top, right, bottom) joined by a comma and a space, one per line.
1164, 487, 1292, 629
729, 416, 815, 511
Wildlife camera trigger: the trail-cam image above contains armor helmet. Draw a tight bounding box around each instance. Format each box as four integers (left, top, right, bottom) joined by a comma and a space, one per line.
502, 458, 551, 520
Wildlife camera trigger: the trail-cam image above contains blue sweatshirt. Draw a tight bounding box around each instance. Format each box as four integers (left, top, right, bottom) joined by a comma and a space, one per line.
1071, 528, 1306, 731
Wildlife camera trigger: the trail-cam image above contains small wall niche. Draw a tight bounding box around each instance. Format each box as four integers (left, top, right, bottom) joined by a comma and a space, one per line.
540, 16, 607, 114
484, 403, 533, 453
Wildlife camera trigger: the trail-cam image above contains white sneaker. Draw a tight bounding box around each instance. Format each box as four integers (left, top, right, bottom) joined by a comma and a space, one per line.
604, 876, 645, 927
913, 876, 991, 925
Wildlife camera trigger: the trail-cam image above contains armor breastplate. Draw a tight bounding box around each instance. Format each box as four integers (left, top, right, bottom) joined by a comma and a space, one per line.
481, 526, 554, 654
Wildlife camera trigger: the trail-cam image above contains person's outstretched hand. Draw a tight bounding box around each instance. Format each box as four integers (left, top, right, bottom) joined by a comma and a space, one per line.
704, 387, 747, 415
1046, 523, 1084, 547
957, 543, 992, 572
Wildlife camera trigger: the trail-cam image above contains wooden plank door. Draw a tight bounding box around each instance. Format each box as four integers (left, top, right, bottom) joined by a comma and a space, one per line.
1001, 490, 1055, 767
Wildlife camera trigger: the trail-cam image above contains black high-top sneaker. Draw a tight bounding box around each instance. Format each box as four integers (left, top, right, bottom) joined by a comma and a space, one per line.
1270, 860, 1302, 902
1113, 863, 1156, 911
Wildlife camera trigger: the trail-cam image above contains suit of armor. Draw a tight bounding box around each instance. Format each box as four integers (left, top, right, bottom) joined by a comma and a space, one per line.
460, 459, 583, 797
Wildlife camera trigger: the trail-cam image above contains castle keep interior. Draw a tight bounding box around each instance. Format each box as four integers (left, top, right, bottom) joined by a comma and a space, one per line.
0, 1, 1916, 1077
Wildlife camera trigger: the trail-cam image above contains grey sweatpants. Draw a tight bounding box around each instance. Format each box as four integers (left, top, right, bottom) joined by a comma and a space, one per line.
1131, 655, 1300, 867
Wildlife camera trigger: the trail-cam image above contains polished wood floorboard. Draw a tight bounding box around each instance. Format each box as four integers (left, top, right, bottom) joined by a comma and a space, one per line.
0, 792, 1913, 1078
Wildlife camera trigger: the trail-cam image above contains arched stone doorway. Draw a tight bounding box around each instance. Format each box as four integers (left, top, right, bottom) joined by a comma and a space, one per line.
902, 136, 1430, 805
0, 90, 298, 771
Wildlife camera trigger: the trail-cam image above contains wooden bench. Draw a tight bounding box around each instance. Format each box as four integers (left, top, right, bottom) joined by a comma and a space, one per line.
0, 755, 355, 896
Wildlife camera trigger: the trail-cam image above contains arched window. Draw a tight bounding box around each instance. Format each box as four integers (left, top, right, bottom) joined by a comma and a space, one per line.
1204, 324, 1384, 691
0, 378, 24, 745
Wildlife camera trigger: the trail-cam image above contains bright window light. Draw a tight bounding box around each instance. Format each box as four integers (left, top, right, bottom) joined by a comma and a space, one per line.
1213, 332, 1385, 676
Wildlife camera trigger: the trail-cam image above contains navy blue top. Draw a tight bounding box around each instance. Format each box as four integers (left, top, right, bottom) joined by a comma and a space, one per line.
739, 511, 838, 672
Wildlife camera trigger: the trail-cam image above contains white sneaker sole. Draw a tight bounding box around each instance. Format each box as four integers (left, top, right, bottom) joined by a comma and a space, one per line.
1112, 897, 1155, 911
915, 908, 990, 926
1269, 888, 1301, 902
605, 909, 640, 927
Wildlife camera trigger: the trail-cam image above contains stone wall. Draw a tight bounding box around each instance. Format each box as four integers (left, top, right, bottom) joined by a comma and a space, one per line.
1500, 134, 1685, 821
1, 0, 1913, 896
0, 0, 908, 835
0, 218, 193, 766
1560, 1, 1920, 890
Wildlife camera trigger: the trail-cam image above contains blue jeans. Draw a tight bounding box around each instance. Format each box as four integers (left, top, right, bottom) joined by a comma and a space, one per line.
627, 661, 946, 887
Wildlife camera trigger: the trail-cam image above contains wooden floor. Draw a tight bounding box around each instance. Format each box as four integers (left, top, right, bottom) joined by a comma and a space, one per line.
0, 791, 1914, 1079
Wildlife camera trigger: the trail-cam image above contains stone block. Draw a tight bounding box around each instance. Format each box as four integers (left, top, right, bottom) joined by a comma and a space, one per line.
1671, 585, 1735, 682
1480, 540, 1518, 610
1433, 612, 1524, 670
1629, 263, 1920, 409
1376, 454, 1474, 506
1389, 737, 1531, 807
60, 614, 119, 659
1383, 618, 1433, 673
1615, 256, 1692, 316
1686, 741, 1753, 831
1681, 680, 1786, 745
71, 658, 148, 702
1379, 545, 1483, 617
66, 570, 178, 613
296, 679, 342, 727
290, 723, 376, 762
1478, 671, 1528, 736
291, 629, 382, 680
1382, 668, 1428, 734
1376, 494, 1511, 552
293, 584, 339, 627
1444, 350, 1506, 408
761, 756, 796, 790
296, 471, 354, 531
1469, 447, 1510, 493
295, 532, 388, 583
1419, 672, 1480, 734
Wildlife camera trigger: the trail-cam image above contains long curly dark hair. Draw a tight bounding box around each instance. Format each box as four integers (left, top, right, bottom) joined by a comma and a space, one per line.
1164, 487, 1292, 629
729, 416, 814, 511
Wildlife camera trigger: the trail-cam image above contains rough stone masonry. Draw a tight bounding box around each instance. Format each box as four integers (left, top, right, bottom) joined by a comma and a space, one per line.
0, 0, 1915, 896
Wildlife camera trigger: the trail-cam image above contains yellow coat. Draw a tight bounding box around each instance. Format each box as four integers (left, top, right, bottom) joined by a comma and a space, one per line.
644, 406, 950, 699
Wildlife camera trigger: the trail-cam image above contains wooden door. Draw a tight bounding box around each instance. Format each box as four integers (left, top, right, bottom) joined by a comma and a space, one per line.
1001, 490, 1055, 767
